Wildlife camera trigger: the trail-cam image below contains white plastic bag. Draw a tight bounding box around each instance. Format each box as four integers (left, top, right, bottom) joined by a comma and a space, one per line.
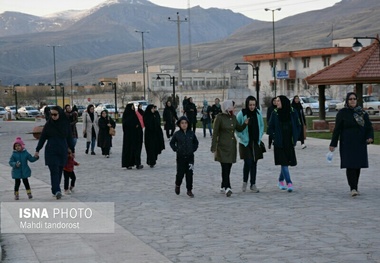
326, 151, 334, 163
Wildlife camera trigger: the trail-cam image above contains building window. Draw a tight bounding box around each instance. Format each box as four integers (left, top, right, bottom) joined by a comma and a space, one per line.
322, 56, 331, 67
303, 79, 309, 89
302, 57, 310, 68
287, 80, 295, 91
284, 62, 288, 71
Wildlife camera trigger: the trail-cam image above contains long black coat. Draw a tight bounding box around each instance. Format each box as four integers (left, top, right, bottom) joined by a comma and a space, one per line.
97, 116, 115, 149
185, 101, 197, 124
330, 108, 373, 169
121, 104, 143, 168
163, 105, 178, 130
144, 105, 165, 166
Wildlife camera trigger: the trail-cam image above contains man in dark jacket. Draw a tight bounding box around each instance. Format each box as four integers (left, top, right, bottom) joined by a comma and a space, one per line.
210, 98, 222, 123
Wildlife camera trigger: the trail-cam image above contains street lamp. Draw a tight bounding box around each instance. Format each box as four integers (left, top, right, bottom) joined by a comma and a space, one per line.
156, 74, 176, 108
135, 30, 149, 100
100, 81, 118, 121
47, 45, 61, 105
265, 8, 281, 96
61, 85, 65, 107
234, 62, 260, 108
352, 36, 380, 58
4, 85, 18, 116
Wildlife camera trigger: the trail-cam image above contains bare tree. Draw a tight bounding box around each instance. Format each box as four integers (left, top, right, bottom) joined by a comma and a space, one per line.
152, 88, 169, 108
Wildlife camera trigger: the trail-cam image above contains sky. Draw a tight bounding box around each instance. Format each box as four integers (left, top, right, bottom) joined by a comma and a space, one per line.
0, 0, 341, 21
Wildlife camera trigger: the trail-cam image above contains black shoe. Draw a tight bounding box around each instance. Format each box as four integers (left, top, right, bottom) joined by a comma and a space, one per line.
187, 190, 194, 198
175, 185, 180, 195
127, 167, 132, 170
136, 165, 144, 169
91, 151, 96, 155
150, 165, 155, 168
85, 149, 89, 154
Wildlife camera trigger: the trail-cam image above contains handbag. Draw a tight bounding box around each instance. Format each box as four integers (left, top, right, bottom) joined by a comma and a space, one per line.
109, 127, 116, 136
260, 141, 266, 153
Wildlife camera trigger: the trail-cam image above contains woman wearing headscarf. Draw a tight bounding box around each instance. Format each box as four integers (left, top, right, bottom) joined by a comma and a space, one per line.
34, 106, 74, 199
122, 103, 144, 169
211, 100, 248, 197
201, 100, 212, 138
97, 110, 116, 158
291, 95, 307, 149
236, 96, 265, 193
267, 95, 301, 192
64, 104, 78, 148
143, 104, 165, 168
163, 100, 178, 139
329, 92, 373, 197
184, 97, 197, 132
266, 97, 277, 149
82, 104, 99, 155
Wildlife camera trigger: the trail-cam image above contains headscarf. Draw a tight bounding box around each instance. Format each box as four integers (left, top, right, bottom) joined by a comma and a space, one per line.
242, 95, 257, 118
87, 104, 95, 122
122, 103, 135, 121
277, 95, 291, 122
202, 100, 209, 113
345, 92, 365, 127
100, 110, 109, 119
291, 95, 303, 110
222, 100, 235, 115
44, 106, 69, 138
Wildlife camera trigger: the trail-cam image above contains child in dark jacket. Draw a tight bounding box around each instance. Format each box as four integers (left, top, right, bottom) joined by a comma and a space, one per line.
170, 116, 199, 197
63, 148, 79, 195
9, 137, 39, 200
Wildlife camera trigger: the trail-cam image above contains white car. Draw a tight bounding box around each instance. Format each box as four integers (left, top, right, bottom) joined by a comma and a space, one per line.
292, 97, 329, 116
18, 106, 40, 117
0, 106, 7, 117
128, 100, 149, 111
95, 104, 116, 115
335, 95, 380, 115
39, 105, 56, 115
5, 105, 17, 114
309, 95, 341, 111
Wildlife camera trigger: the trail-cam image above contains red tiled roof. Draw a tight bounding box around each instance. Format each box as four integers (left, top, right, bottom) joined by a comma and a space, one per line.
305, 40, 380, 85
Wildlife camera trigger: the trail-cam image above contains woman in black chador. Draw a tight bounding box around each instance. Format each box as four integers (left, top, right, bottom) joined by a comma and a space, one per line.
163, 101, 178, 139
121, 103, 143, 169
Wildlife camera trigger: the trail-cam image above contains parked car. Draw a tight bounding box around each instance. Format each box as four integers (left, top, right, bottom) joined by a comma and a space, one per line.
309, 95, 341, 111
335, 95, 380, 114
39, 105, 56, 115
0, 106, 7, 117
291, 96, 329, 116
95, 103, 116, 115
18, 106, 40, 117
5, 105, 17, 114
75, 105, 86, 117
128, 100, 149, 111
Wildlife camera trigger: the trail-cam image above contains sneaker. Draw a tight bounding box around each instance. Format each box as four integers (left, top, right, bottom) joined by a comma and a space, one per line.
287, 183, 293, 192
250, 184, 260, 193
127, 166, 132, 170
187, 190, 194, 198
225, 188, 232, 197
278, 181, 287, 190
351, 189, 358, 197
220, 188, 225, 194
175, 185, 180, 195
69, 186, 74, 192
136, 165, 144, 169
55, 191, 62, 200
85, 149, 89, 154
26, 190, 33, 199
242, 182, 247, 192
14, 191, 19, 200
149, 165, 155, 168
64, 189, 71, 195
302, 144, 307, 149
91, 151, 96, 155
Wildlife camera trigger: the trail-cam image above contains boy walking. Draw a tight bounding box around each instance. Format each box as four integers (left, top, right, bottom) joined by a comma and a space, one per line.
170, 116, 199, 197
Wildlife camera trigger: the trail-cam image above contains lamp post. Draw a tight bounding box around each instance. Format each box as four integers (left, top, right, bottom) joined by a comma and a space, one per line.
4, 85, 18, 116
100, 81, 118, 121
352, 36, 380, 58
47, 45, 61, 105
61, 85, 65, 107
156, 74, 176, 108
234, 62, 260, 108
135, 30, 149, 100
265, 8, 281, 96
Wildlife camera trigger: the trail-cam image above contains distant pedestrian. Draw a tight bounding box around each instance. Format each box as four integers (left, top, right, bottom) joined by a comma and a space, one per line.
211, 100, 248, 197
63, 148, 79, 195
170, 116, 199, 197
210, 98, 222, 123
64, 104, 78, 148
329, 92, 374, 197
201, 100, 212, 138
35, 106, 75, 199
236, 96, 264, 193
43, 105, 51, 121
122, 103, 144, 169
143, 104, 165, 168
97, 110, 116, 158
82, 104, 99, 155
163, 101, 178, 139
184, 97, 197, 132
182, 96, 188, 115
291, 95, 307, 149
267, 95, 301, 192
9, 137, 39, 200
266, 97, 277, 149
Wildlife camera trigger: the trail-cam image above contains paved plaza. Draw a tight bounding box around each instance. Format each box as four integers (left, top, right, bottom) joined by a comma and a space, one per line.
0, 120, 379, 263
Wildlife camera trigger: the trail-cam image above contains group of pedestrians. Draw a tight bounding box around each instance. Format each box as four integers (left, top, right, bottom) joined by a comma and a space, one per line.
8, 91, 374, 200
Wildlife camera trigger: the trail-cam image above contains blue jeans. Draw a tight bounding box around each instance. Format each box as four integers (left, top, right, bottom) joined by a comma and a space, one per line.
48, 164, 63, 195
243, 158, 257, 186
279, 165, 292, 184
202, 119, 212, 137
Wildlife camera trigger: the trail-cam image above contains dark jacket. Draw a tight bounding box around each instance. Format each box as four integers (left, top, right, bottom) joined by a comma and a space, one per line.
97, 115, 116, 149
184, 100, 197, 124
330, 107, 373, 169
211, 104, 222, 121
170, 129, 199, 157
65, 110, 78, 139
163, 103, 178, 130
